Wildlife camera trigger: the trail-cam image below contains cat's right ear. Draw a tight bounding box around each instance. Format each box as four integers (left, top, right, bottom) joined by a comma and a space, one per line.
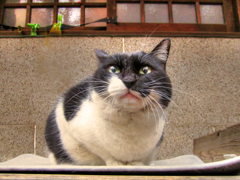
95, 49, 109, 63
151, 38, 171, 71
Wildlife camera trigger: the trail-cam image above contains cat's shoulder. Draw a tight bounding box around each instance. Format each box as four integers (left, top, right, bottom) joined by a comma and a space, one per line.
62, 77, 92, 121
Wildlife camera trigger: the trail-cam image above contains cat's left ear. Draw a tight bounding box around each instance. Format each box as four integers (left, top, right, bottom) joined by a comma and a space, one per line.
95, 49, 109, 63
151, 38, 171, 70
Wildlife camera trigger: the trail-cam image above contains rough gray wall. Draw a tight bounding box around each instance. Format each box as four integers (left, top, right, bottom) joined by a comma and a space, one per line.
0, 37, 239, 162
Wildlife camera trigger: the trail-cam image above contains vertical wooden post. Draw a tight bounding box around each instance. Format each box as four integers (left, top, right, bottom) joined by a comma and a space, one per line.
25, 0, 31, 27
0, 0, 5, 24
195, 1, 201, 24
223, 0, 235, 32
232, 0, 240, 31
168, 0, 173, 23
140, 0, 144, 23
107, 0, 116, 31
81, 0, 85, 26
53, 0, 58, 24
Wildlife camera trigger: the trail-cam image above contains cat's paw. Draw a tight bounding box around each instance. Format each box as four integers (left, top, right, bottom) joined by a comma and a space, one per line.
126, 161, 144, 166
106, 159, 125, 166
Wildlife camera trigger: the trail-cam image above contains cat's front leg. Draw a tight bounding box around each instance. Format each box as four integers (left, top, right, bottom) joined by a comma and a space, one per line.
105, 158, 125, 166
126, 161, 144, 166
105, 158, 144, 166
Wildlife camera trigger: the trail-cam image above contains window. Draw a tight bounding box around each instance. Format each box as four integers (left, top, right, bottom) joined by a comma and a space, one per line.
0, 0, 240, 36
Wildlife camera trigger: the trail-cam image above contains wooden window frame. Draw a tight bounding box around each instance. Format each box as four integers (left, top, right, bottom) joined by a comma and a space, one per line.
0, 0, 240, 37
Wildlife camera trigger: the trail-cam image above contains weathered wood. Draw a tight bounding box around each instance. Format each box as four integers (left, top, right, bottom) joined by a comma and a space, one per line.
223, 0, 236, 32
25, 5, 30, 27
0, 174, 240, 180
107, 0, 116, 30
168, 1, 173, 23
1, 0, 239, 34
0, 0, 4, 25
81, 0, 85, 26
112, 23, 227, 32
53, 0, 58, 24
85, 3, 106, 7
117, 0, 223, 2
140, 0, 145, 23
195, 1, 201, 24
194, 123, 240, 163
1, 30, 240, 37
232, 0, 240, 31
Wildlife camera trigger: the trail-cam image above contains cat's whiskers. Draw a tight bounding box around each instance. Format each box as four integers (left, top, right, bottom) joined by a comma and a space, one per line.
89, 77, 110, 85
141, 97, 150, 121
148, 94, 164, 121
65, 84, 108, 105
65, 88, 90, 104
154, 90, 182, 113
143, 94, 159, 129
143, 76, 169, 86
149, 93, 167, 119
150, 84, 199, 101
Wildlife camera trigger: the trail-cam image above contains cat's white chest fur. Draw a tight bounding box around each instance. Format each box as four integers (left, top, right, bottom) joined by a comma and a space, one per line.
54, 75, 165, 166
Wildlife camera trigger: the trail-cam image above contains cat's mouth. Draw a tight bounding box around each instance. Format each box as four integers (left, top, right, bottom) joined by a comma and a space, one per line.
120, 91, 140, 101
120, 92, 138, 100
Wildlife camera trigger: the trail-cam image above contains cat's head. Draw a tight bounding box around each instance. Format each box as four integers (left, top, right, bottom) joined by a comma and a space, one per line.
92, 38, 172, 112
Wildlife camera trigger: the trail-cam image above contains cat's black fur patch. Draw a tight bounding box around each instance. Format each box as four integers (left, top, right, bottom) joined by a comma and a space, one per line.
45, 110, 74, 164
63, 79, 90, 121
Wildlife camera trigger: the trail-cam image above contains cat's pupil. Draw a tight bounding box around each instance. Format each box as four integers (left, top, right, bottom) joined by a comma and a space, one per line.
143, 67, 148, 74
110, 67, 116, 73
109, 66, 120, 74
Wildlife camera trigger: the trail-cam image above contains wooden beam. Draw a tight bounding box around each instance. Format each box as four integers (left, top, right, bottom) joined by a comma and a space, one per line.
113, 23, 227, 32
195, 1, 201, 24
0, 0, 5, 24
25, 6, 31, 27
232, 0, 240, 32
1, 29, 240, 37
168, 1, 173, 23
140, 0, 145, 23
137, 0, 223, 2
107, 0, 116, 31
85, 3, 106, 7
81, 0, 85, 26
194, 123, 240, 163
223, 0, 235, 32
53, 0, 58, 24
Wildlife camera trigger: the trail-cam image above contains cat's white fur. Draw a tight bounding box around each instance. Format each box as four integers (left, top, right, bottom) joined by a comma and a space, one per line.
51, 74, 165, 166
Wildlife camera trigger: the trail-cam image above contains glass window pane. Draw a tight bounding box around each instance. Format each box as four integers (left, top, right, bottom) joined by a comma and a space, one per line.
32, 0, 54, 2
5, 0, 27, 3
85, 8, 107, 26
58, 8, 80, 26
200, 4, 224, 24
86, 0, 107, 2
173, 4, 196, 23
117, 3, 140, 23
59, 0, 79, 2
145, 3, 169, 23
31, 8, 53, 27
3, 8, 26, 27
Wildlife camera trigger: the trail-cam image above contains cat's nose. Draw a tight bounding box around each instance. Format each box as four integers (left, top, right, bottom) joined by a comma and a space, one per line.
122, 77, 137, 89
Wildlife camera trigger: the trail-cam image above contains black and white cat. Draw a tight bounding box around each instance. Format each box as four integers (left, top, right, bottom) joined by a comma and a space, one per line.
45, 38, 172, 166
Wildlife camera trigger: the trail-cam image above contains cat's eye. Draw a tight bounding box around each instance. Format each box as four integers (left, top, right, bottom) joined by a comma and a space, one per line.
139, 66, 151, 75
109, 66, 120, 74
